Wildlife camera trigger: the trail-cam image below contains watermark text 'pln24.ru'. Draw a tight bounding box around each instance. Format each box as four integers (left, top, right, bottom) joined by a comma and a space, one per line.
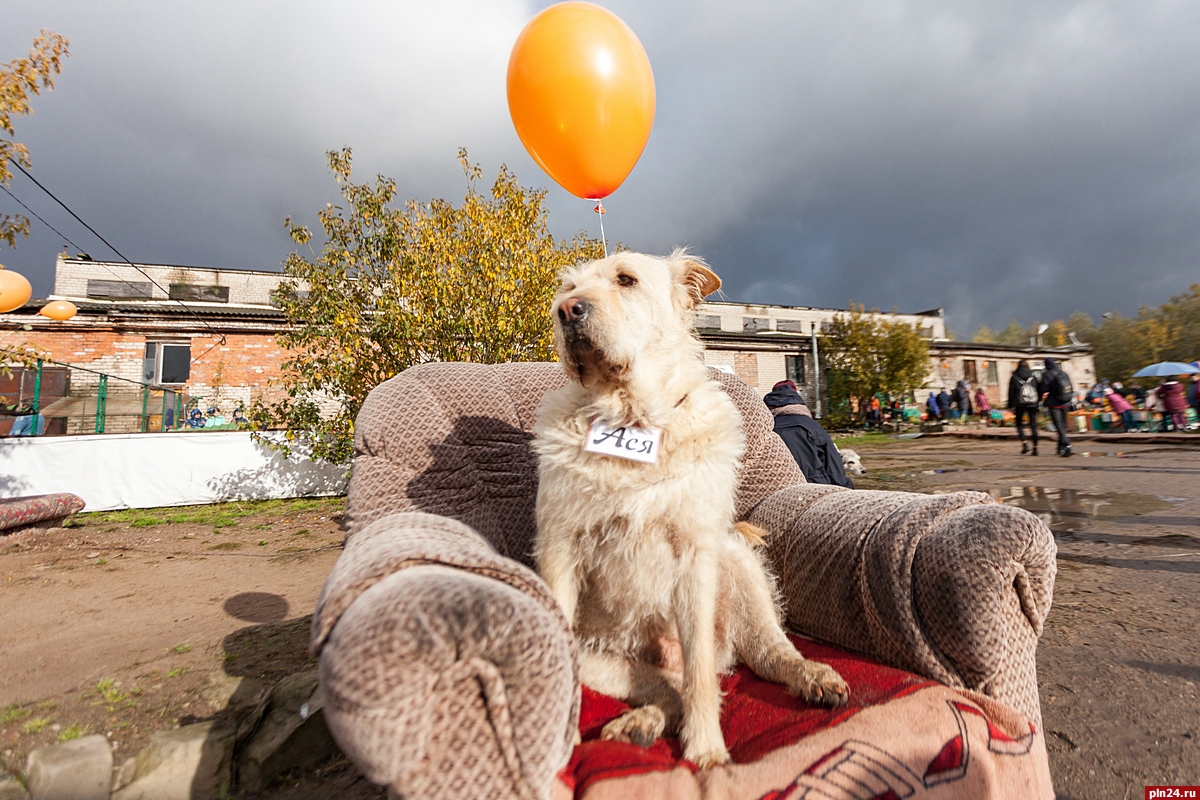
1147, 788, 1200, 799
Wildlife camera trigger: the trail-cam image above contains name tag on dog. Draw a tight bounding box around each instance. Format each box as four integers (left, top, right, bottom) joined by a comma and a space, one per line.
584, 419, 662, 464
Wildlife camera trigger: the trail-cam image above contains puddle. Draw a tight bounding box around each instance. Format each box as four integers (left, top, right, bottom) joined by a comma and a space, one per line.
987, 487, 1178, 536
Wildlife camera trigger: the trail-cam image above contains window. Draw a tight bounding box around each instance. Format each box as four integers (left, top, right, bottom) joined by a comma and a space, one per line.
169, 284, 230, 303
743, 317, 770, 333
985, 360, 999, 384
87, 280, 152, 299
776, 319, 808, 333
694, 314, 722, 330
143, 342, 191, 385
786, 355, 806, 385
963, 360, 978, 383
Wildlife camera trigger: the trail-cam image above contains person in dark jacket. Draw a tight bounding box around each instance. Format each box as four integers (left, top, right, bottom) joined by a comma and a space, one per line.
936, 389, 953, 421
1008, 360, 1041, 454
1040, 358, 1073, 457
763, 381, 854, 488
953, 381, 972, 419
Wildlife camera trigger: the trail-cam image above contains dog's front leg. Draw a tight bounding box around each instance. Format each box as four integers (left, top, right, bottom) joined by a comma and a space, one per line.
674, 546, 729, 768
537, 538, 580, 629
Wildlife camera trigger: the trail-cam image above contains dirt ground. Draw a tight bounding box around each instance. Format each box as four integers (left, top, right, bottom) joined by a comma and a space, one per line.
0, 497, 376, 797
2, 437, 1198, 798
852, 433, 1200, 800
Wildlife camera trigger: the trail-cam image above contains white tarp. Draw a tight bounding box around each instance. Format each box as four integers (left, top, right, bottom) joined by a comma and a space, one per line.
0, 431, 347, 511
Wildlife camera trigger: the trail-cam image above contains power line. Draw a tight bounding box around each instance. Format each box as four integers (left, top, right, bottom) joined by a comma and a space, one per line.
7, 158, 226, 347
2, 182, 197, 316
0, 183, 86, 253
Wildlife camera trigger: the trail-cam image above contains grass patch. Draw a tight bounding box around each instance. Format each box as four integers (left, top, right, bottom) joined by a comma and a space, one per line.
22, 717, 49, 734
96, 678, 129, 711
76, 497, 345, 529
36, 700, 58, 711
258, 540, 267, 547
829, 431, 906, 450
292, 529, 311, 537
57, 724, 87, 741
172, 643, 191, 654
167, 666, 189, 678
209, 542, 243, 551
2, 704, 27, 724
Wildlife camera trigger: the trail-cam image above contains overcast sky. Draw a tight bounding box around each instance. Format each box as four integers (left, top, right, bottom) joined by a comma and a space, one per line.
4, 1, 1200, 337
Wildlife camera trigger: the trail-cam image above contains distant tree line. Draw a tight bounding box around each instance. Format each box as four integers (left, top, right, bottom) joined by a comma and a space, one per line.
971, 284, 1200, 385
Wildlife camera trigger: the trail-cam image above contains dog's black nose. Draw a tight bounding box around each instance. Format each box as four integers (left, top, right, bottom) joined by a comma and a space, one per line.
558, 297, 590, 324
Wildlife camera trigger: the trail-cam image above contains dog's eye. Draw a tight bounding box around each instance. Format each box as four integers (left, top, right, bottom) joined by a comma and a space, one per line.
616, 274, 637, 288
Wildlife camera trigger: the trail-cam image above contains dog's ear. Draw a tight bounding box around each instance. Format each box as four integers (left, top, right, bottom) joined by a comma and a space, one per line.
678, 259, 721, 308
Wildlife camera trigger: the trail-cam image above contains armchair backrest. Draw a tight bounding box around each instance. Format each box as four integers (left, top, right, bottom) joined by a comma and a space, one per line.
346, 362, 804, 566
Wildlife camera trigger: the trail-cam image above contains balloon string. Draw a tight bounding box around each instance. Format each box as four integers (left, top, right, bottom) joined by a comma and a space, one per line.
593, 199, 608, 257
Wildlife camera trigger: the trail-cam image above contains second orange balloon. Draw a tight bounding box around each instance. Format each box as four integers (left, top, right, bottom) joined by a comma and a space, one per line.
507, 2, 655, 200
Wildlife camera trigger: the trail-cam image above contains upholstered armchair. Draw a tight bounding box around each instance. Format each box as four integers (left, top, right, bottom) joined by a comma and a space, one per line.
310, 362, 1057, 799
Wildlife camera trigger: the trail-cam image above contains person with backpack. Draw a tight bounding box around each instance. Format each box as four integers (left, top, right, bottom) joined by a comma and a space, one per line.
1008, 360, 1041, 454
1040, 358, 1074, 457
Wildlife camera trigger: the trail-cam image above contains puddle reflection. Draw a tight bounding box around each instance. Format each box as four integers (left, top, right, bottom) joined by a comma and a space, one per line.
986, 487, 1176, 535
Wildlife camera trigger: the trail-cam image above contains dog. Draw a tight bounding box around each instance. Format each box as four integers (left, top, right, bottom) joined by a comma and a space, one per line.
839, 447, 866, 476
533, 250, 849, 768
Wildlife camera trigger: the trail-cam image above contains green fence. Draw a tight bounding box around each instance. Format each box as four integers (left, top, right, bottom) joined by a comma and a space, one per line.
1, 357, 200, 436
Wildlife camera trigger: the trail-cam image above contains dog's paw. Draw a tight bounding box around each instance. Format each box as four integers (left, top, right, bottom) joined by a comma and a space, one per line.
600, 705, 666, 749
786, 660, 850, 707
684, 742, 731, 769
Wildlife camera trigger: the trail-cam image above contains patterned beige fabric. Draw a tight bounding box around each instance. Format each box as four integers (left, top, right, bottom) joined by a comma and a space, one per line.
314, 512, 578, 800
750, 485, 1054, 725
319, 361, 1056, 797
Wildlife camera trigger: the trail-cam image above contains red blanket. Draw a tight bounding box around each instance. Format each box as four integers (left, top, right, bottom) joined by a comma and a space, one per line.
556, 637, 1053, 800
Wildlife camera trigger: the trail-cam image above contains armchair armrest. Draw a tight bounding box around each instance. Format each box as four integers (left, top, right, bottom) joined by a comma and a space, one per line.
311, 512, 579, 800
750, 484, 1055, 725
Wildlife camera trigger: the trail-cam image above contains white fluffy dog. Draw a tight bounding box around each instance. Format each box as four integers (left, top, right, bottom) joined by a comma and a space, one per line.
839, 448, 867, 476
533, 250, 848, 768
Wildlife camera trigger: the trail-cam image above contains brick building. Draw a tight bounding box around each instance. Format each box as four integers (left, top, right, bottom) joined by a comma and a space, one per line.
1, 256, 288, 434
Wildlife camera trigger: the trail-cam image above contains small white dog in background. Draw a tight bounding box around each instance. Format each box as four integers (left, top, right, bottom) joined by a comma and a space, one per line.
533, 250, 848, 769
839, 448, 866, 476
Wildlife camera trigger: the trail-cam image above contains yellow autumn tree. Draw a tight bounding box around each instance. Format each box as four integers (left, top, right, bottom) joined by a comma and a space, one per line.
253, 148, 605, 463
1, 30, 69, 248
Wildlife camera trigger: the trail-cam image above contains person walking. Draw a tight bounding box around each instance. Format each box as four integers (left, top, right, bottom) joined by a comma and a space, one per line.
763, 380, 854, 488
953, 381, 971, 420
1008, 360, 1041, 454
1160, 377, 1188, 431
1105, 387, 1137, 433
1040, 358, 1074, 456
974, 386, 992, 426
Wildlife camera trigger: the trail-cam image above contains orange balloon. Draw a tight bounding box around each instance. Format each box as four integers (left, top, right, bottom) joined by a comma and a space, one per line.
507, 2, 655, 199
0, 267, 32, 313
39, 299, 77, 321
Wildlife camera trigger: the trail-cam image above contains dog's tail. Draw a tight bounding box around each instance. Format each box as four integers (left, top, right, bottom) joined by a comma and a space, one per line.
733, 521, 770, 549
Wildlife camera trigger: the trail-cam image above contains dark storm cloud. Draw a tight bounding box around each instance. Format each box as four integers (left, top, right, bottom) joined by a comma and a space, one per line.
4, 1, 1199, 337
